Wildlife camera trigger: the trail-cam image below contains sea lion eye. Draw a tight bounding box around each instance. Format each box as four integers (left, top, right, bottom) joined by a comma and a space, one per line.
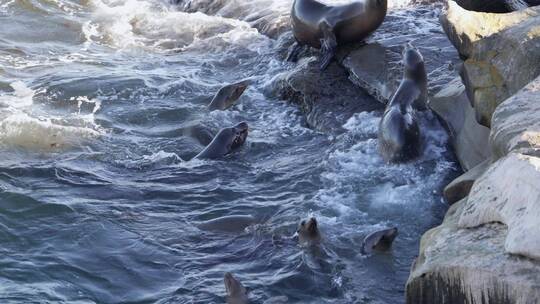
301, 220, 306, 226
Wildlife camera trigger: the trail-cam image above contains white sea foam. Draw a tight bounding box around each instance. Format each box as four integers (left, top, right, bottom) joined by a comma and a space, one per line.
85, 0, 270, 52
0, 82, 102, 151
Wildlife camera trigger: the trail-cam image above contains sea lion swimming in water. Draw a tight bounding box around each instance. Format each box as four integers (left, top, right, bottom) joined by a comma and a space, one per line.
361, 227, 398, 254
297, 217, 322, 247
378, 44, 425, 163
288, 0, 387, 70
224, 272, 249, 304
208, 80, 250, 111
194, 122, 248, 160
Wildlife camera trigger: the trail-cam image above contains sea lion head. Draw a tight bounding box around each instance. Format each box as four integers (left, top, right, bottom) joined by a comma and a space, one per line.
224, 272, 248, 303
402, 43, 423, 71
209, 80, 251, 111
228, 121, 249, 152
297, 217, 321, 246
195, 122, 248, 160
402, 43, 426, 83
361, 227, 399, 254
215, 121, 249, 154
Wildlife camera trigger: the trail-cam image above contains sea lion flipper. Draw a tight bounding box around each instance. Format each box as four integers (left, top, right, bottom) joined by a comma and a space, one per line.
319, 21, 337, 70
286, 42, 304, 63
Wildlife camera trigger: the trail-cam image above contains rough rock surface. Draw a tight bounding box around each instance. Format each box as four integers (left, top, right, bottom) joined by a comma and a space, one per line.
443, 158, 489, 204
408, 4, 540, 302
342, 5, 461, 105
429, 77, 490, 170
407, 199, 540, 304
441, 1, 540, 127
271, 59, 383, 134
458, 153, 540, 260
490, 75, 540, 160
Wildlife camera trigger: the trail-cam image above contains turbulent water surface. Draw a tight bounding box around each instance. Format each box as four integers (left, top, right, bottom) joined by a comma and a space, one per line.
0, 0, 459, 303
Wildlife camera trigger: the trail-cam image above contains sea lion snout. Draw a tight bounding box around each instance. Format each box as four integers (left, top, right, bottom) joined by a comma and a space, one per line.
231, 122, 248, 149
228, 80, 250, 102
224, 272, 248, 303
298, 217, 322, 246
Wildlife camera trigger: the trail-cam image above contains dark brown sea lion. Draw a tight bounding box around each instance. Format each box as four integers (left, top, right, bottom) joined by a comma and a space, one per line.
361, 227, 398, 254
194, 122, 248, 160
224, 272, 249, 304
378, 44, 426, 163
208, 80, 251, 111
288, 0, 387, 70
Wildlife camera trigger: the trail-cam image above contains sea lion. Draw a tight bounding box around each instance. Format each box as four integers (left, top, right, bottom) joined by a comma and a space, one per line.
196, 215, 256, 233
361, 227, 398, 254
402, 43, 428, 111
208, 80, 250, 111
288, 0, 387, 70
194, 122, 248, 160
297, 217, 321, 246
224, 272, 249, 304
378, 44, 425, 163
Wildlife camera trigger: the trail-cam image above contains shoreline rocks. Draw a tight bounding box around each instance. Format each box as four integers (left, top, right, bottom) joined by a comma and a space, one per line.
407, 2, 540, 302
441, 1, 540, 127
407, 198, 540, 304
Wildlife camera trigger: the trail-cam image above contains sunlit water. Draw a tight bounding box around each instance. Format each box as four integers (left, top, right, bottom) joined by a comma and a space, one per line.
0, 0, 459, 303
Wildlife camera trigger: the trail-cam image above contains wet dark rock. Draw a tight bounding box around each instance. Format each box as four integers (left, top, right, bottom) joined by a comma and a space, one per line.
272, 58, 382, 134
342, 5, 461, 106
454, 0, 540, 12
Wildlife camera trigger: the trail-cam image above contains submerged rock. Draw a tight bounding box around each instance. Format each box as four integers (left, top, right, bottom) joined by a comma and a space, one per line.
272, 59, 382, 134
441, 1, 540, 127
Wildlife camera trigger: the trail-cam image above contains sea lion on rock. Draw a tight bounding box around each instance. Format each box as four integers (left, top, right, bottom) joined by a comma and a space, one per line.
196, 215, 257, 233
297, 217, 321, 246
378, 44, 425, 163
194, 122, 248, 160
402, 43, 428, 111
224, 272, 249, 304
361, 227, 398, 254
289, 0, 387, 70
208, 80, 250, 111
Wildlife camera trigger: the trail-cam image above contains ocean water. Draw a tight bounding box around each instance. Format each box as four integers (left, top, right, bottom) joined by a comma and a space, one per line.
0, 0, 459, 303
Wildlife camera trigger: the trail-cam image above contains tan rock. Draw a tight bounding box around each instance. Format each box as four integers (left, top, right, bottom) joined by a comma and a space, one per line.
407, 198, 540, 304
491, 75, 540, 159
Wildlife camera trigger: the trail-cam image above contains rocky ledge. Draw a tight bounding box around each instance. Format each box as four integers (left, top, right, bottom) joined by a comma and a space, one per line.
406, 1, 540, 303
